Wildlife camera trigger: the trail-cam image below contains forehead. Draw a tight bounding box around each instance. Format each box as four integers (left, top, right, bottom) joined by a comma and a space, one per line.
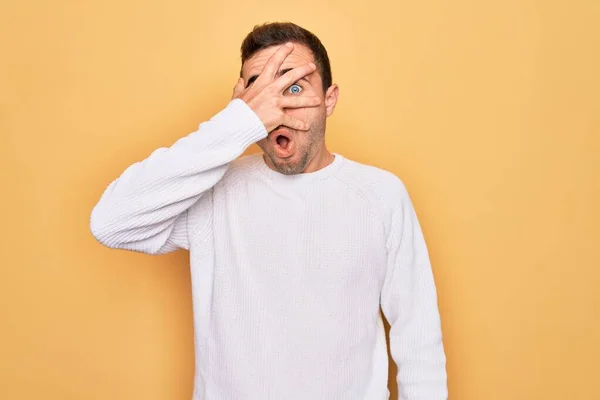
242, 43, 316, 79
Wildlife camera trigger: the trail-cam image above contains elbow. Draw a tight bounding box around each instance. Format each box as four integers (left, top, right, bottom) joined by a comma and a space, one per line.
89, 204, 167, 254
89, 204, 117, 248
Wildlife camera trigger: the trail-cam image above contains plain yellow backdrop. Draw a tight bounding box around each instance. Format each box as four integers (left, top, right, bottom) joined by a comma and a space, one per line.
1, 0, 599, 399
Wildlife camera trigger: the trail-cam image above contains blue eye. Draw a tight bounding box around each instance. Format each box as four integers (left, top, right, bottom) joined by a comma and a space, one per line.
287, 84, 303, 94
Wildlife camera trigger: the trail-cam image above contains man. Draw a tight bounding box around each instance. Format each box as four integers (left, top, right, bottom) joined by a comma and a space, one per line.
91, 22, 447, 399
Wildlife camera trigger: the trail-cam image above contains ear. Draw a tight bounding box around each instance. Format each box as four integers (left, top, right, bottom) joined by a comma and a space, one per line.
324, 84, 339, 117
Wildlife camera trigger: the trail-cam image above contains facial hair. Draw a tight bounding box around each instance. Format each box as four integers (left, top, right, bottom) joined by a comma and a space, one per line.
264, 116, 326, 175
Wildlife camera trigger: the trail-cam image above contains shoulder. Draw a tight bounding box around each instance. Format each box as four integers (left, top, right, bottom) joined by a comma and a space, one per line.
336, 156, 421, 241
228, 153, 263, 173
336, 155, 411, 211
216, 153, 263, 188
335, 155, 416, 237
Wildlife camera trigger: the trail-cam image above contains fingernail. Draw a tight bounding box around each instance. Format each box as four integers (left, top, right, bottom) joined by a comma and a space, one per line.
309, 63, 316, 69
286, 42, 293, 48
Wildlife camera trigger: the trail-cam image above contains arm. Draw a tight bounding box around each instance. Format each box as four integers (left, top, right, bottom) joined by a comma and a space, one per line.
90, 42, 321, 255
90, 99, 267, 254
380, 186, 448, 399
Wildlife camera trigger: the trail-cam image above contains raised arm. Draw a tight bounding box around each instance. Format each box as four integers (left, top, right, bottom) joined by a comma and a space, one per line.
90, 99, 266, 254
90, 42, 321, 254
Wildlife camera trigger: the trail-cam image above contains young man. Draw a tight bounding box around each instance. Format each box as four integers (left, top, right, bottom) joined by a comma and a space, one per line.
91, 22, 447, 399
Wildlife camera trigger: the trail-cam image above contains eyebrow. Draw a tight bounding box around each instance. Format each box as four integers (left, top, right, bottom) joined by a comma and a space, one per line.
245, 68, 311, 88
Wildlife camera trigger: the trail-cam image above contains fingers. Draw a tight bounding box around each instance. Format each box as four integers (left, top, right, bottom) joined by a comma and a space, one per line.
279, 96, 322, 109
273, 63, 317, 91
231, 77, 245, 99
260, 42, 294, 82
281, 114, 310, 131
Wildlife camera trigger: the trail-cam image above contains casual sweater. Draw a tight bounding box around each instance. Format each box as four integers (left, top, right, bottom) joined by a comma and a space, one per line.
90, 99, 447, 400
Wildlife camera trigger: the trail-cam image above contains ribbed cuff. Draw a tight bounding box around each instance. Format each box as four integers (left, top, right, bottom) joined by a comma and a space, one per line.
210, 99, 268, 149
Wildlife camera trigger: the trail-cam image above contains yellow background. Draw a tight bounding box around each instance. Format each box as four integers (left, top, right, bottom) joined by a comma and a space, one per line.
1, 0, 599, 399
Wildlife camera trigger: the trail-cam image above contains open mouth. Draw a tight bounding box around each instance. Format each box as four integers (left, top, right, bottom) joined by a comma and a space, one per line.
272, 127, 294, 157
276, 134, 290, 150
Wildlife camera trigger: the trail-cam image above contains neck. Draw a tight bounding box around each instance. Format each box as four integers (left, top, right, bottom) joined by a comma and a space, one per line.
302, 144, 334, 173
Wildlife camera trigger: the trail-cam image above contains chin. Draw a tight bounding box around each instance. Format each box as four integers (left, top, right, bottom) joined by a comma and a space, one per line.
266, 150, 311, 175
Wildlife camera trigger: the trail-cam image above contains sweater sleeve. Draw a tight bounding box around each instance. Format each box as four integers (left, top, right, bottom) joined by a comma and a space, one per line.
380, 185, 448, 399
90, 99, 267, 255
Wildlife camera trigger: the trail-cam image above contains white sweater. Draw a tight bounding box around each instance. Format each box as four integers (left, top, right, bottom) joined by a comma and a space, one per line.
90, 99, 447, 400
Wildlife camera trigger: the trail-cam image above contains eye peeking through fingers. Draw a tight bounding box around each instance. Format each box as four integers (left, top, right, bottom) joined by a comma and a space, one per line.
286, 83, 303, 95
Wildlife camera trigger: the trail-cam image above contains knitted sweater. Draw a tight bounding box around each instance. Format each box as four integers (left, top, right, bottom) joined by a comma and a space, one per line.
90, 99, 447, 399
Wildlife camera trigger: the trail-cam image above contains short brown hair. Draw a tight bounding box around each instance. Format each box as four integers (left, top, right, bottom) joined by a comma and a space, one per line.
240, 22, 332, 93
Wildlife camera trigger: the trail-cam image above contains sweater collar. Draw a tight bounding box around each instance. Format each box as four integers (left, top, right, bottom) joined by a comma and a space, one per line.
254, 153, 344, 184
